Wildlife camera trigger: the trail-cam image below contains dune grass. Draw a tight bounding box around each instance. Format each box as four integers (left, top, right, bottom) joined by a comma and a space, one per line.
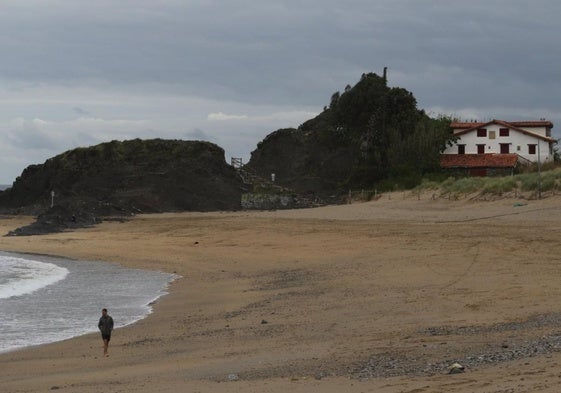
416, 167, 561, 196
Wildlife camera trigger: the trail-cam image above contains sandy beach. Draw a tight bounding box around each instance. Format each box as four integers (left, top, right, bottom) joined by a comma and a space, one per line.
1, 191, 561, 392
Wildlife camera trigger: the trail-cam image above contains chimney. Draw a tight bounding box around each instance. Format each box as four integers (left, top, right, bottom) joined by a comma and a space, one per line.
383, 67, 388, 82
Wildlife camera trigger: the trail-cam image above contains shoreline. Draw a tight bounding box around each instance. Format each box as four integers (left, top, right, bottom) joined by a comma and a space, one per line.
1, 196, 561, 392
0, 249, 177, 356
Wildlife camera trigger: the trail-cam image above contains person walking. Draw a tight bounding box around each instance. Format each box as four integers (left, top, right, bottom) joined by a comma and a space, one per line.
98, 308, 114, 357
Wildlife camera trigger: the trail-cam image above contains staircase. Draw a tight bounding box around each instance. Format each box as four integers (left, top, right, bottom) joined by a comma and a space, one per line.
231, 157, 323, 209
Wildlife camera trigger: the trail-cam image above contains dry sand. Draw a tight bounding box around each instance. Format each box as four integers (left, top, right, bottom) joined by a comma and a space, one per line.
1, 191, 561, 392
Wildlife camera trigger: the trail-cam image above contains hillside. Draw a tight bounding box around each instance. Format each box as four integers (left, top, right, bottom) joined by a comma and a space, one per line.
246, 72, 453, 194
0, 139, 246, 234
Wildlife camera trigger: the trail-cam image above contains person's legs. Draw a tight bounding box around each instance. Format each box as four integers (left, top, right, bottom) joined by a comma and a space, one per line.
102, 334, 110, 356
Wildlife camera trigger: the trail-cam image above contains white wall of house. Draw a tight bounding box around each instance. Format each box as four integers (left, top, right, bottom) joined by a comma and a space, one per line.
443, 123, 553, 163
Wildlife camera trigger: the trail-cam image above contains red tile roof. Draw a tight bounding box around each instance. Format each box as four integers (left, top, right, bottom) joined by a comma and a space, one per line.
440, 154, 519, 168
507, 120, 554, 128
451, 120, 553, 129
451, 122, 486, 129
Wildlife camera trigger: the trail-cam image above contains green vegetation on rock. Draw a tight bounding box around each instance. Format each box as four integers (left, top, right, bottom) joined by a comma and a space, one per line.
247, 72, 456, 194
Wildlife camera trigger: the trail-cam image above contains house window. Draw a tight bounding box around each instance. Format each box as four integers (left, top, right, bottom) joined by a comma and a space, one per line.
458, 144, 465, 154
477, 144, 485, 154
499, 128, 510, 137
477, 128, 487, 137
528, 144, 537, 155
500, 143, 510, 154
489, 131, 496, 139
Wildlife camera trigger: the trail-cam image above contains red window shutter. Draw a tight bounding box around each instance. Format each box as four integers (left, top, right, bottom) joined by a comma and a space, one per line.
499, 128, 509, 137
500, 144, 510, 154
528, 145, 536, 154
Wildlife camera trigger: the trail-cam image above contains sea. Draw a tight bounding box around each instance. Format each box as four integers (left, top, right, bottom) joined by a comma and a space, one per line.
0, 251, 177, 354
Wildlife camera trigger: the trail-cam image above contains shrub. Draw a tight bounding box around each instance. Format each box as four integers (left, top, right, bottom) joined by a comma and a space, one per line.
482, 177, 517, 194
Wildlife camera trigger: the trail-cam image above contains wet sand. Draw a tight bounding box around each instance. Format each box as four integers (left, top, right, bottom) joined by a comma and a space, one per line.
1, 191, 561, 392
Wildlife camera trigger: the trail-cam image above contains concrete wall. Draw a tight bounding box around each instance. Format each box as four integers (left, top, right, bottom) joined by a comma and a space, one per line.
241, 193, 298, 210
241, 193, 322, 210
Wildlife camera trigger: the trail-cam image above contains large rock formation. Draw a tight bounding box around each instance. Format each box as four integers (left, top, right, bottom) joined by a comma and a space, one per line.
246, 72, 452, 195
0, 139, 246, 234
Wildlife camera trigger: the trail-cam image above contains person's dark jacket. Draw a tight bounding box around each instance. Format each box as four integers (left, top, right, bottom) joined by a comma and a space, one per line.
98, 315, 114, 335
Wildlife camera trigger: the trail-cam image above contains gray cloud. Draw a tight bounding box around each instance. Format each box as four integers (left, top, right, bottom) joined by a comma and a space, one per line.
73, 107, 91, 116
0, 0, 560, 182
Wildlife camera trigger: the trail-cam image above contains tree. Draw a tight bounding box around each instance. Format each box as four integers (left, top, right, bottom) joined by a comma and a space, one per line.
329, 91, 340, 109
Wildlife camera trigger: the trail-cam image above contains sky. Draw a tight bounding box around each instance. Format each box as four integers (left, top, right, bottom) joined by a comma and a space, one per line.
1, 0, 560, 184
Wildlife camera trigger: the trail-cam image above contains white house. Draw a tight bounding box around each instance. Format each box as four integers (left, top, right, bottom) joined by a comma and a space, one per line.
441, 119, 556, 176
443, 119, 555, 162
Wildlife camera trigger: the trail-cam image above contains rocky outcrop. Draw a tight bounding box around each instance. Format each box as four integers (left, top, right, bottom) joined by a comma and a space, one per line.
0, 139, 246, 234
246, 72, 452, 195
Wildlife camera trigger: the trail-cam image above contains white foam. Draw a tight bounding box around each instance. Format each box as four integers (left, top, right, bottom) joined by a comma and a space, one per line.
0, 253, 176, 354
0, 256, 69, 299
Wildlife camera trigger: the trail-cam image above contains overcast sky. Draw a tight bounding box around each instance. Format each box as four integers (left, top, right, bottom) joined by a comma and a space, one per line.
0, 0, 560, 184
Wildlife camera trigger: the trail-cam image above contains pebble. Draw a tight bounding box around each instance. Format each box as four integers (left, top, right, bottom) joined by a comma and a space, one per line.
227, 373, 239, 381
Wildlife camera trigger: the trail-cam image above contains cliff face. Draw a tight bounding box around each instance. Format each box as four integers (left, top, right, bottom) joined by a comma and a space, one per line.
0, 139, 245, 216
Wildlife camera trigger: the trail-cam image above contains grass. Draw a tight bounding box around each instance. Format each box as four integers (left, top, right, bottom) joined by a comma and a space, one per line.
415, 167, 561, 197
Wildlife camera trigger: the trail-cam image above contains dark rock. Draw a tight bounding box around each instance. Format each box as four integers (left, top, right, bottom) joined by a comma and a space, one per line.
7, 205, 99, 236
0, 139, 247, 235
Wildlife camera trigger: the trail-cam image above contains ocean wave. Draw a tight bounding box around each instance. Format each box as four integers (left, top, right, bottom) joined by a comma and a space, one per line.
0, 252, 176, 353
0, 256, 69, 299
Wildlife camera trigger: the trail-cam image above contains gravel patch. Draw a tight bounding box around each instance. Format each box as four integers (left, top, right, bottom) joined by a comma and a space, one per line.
353, 312, 561, 380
